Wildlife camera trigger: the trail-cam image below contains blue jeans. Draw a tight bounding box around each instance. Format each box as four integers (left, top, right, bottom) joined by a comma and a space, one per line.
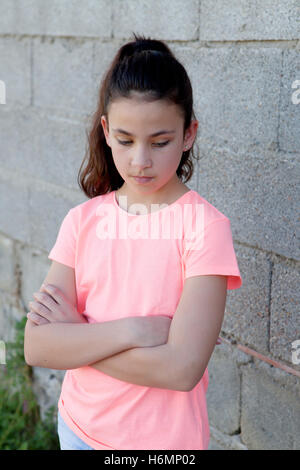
57, 411, 94, 450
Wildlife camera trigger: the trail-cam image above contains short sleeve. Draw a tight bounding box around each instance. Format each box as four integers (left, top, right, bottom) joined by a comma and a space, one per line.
48, 208, 78, 269
183, 217, 242, 290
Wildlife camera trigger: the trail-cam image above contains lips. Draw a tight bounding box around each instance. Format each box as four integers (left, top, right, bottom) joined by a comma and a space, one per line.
133, 176, 154, 184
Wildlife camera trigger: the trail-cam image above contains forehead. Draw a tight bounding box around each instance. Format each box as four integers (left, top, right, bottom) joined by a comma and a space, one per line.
108, 96, 183, 129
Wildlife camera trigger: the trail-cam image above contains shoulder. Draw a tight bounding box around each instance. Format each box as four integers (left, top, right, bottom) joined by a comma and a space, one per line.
184, 189, 229, 226
68, 192, 113, 218
64, 192, 114, 233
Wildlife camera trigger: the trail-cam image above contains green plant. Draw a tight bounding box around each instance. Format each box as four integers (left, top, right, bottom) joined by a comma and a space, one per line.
0, 316, 60, 450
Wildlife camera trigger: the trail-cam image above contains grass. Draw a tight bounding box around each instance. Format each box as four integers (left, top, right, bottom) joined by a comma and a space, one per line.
0, 316, 60, 450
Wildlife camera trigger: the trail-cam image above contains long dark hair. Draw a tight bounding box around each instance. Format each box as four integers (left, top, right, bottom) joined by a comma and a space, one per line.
78, 33, 199, 198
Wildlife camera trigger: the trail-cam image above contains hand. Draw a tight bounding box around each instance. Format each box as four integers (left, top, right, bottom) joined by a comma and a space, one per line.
133, 315, 172, 348
27, 284, 87, 326
132, 315, 222, 348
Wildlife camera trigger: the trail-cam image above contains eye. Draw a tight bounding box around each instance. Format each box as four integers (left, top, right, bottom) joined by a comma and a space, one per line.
155, 141, 170, 147
117, 140, 170, 147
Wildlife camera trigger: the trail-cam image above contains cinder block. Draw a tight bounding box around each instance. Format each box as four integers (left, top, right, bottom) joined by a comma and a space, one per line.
0, 167, 86, 251
27, 185, 86, 253
196, 145, 300, 261
207, 436, 226, 450
17, 244, 52, 313
0, 290, 24, 343
32, 367, 65, 421
0, 172, 31, 244
279, 49, 300, 153
171, 44, 202, 111
33, 36, 95, 114
113, 0, 199, 40
207, 342, 250, 434
220, 246, 270, 352
0, 0, 112, 38
208, 425, 248, 450
0, 37, 31, 106
200, 0, 300, 41
179, 46, 282, 154
241, 360, 300, 450
270, 262, 300, 367
0, 235, 16, 294
93, 40, 125, 80
0, 106, 87, 190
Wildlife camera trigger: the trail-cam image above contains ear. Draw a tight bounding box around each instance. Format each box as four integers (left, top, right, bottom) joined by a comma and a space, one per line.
100, 115, 111, 148
183, 119, 198, 149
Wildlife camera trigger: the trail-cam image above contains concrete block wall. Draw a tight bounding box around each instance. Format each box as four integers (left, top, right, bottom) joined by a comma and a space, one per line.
0, 0, 299, 450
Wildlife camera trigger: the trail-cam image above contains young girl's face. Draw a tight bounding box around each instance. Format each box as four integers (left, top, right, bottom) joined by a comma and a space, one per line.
101, 94, 197, 195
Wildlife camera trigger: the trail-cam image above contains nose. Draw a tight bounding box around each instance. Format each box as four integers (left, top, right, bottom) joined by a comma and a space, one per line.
130, 148, 152, 171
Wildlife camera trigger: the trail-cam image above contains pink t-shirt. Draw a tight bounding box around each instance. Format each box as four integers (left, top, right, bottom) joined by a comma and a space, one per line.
48, 189, 242, 450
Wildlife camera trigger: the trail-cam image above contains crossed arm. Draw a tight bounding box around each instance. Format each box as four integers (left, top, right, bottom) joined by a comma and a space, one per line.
90, 342, 183, 391
25, 270, 227, 392
90, 275, 227, 391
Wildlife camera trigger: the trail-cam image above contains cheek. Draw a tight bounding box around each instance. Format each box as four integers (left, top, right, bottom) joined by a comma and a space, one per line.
158, 152, 182, 172
111, 147, 126, 168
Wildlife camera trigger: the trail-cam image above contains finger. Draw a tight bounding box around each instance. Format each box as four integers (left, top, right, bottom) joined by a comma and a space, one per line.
28, 300, 52, 322
27, 312, 49, 325
32, 291, 57, 313
27, 311, 39, 324
41, 284, 61, 304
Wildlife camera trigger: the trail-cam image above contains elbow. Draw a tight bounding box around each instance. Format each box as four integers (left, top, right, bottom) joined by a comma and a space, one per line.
24, 337, 37, 367
24, 352, 35, 367
176, 380, 192, 392
174, 370, 196, 392
24, 347, 50, 369
24, 344, 35, 367
167, 347, 201, 392
24, 320, 41, 367
24, 341, 51, 368
24, 336, 33, 366
181, 379, 199, 392
185, 371, 205, 392
178, 368, 205, 392
185, 381, 198, 392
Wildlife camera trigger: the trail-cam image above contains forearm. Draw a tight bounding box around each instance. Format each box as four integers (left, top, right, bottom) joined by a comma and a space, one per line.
90, 342, 188, 391
24, 318, 136, 370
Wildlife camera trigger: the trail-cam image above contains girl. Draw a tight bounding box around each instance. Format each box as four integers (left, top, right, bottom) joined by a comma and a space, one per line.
24, 34, 242, 450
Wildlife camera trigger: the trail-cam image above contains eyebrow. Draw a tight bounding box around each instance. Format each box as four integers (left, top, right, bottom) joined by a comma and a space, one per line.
112, 128, 176, 137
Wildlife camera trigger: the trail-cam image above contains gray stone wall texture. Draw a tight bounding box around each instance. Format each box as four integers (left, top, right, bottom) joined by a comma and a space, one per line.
0, 0, 299, 451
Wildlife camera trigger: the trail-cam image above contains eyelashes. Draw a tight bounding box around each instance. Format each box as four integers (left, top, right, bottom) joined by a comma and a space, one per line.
117, 140, 170, 147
